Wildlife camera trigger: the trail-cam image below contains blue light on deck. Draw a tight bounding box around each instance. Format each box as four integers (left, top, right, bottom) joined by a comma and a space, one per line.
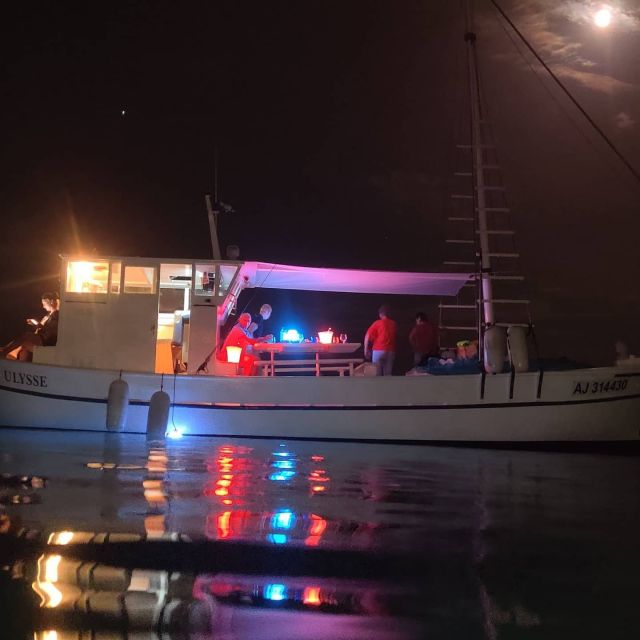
272, 509, 296, 530
267, 533, 288, 545
166, 426, 184, 440
263, 583, 287, 600
280, 328, 303, 343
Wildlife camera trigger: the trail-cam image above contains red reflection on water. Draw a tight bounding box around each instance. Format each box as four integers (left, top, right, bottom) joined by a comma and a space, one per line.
303, 586, 322, 605
203, 446, 334, 547
309, 462, 330, 496
304, 514, 327, 546
203, 445, 255, 506
193, 574, 386, 616
207, 510, 253, 540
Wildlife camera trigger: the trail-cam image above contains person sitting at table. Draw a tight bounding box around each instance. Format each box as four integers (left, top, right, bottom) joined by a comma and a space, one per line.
220, 312, 270, 375
1, 292, 59, 361
249, 303, 274, 341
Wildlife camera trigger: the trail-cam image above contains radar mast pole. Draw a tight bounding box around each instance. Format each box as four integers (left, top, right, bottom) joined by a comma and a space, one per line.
205, 147, 223, 261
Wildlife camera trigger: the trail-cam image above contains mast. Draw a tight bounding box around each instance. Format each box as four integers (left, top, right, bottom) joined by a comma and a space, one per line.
438, 2, 536, 353
205, 194, 222, 261
205, 147, 223, 261
464, 28, 494, 326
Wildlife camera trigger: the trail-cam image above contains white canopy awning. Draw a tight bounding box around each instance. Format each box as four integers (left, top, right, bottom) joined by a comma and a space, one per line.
240, 262, 471, 297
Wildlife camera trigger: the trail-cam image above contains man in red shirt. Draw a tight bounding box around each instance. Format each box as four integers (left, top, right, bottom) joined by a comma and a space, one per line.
220, 313, 268, 375
409, 312, 438, 365
364, 305, 397, 376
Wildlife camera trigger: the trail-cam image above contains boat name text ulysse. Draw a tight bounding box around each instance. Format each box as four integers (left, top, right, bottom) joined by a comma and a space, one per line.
572, 379, 627, 395
2, 369, 48, 388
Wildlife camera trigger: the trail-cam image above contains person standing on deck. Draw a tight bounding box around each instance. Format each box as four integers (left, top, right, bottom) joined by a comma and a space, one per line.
409, 312, 438, 365
364, 304, 397, 376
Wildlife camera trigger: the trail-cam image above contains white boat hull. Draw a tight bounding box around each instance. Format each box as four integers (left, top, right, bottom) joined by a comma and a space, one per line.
1, 359, 639, 444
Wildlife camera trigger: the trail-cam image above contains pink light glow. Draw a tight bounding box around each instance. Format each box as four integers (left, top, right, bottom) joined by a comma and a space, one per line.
241, 262, 471, 296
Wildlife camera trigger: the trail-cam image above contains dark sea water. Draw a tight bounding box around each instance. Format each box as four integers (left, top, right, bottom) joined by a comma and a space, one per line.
0, 428, 639, 639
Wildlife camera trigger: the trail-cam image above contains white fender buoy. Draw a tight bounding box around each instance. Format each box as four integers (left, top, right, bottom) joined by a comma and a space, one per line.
147, 389, 170, 438
106, 375, 129, 431
508, 326, 529, 373
484, 326, 507, 374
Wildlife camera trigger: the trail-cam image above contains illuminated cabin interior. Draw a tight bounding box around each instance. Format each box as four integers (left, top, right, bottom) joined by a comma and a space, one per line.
33, 256, 242, 374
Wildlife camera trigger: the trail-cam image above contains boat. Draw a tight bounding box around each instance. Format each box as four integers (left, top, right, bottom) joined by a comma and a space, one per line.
1, 13, 639, 445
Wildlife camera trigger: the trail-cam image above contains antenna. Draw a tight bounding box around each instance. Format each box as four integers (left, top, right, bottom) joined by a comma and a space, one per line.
213, 146, 219, 202
205, 146, 234, 261
205, 194, 222, 261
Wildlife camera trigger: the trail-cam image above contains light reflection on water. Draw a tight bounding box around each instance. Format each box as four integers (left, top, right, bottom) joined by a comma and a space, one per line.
0, 429, 639, 638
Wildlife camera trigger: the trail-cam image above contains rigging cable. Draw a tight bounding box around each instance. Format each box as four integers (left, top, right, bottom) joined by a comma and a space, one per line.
195, 262, 278, 373
489, 0, 640, 188
238, 261, 278, 316
494, 7, 628, 183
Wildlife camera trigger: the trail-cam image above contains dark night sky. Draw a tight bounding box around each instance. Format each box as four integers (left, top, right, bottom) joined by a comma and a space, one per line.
1, 0, 639, 365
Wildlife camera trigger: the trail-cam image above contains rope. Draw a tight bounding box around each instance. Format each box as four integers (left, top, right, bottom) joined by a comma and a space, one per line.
490, 0, 640, 188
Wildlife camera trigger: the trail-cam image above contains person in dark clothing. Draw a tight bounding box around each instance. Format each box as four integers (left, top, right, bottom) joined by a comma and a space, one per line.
32, 294, 59, 347
409, 312, 438, 365
249, 304, 273, 340
1, 292, 59, 361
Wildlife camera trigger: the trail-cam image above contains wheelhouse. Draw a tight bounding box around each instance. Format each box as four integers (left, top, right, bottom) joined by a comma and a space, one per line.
33, 256, 243, 374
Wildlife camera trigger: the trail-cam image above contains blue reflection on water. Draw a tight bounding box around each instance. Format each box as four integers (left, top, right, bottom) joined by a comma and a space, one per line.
1, 429, 640, 638
271, 509, 296, 530
269, 470, 295, 482
272, 459, 295, 469
267, 533, 288, 545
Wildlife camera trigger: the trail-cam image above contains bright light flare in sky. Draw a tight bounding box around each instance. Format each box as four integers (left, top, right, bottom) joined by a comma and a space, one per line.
594, 7, 612, 28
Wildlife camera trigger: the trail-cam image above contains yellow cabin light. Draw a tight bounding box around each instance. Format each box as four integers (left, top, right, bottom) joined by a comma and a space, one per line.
65, 260, 109, 294
226, 346, 242, 363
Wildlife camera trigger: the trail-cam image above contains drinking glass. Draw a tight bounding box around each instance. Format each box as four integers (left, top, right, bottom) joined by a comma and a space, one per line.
339, 333, 348, 344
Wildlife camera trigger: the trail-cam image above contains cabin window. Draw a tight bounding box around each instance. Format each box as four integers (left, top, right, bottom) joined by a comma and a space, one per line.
123, 266, 157, 294
194, 264, 216, 296
110, 262, 121, 294
159, 263, 191, 290
218, 264, 238, 296
66, 260, 109, 294
159, 288, 186, 313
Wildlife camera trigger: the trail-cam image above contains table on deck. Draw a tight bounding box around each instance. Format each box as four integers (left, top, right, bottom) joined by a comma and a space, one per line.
252, 342, 363, 376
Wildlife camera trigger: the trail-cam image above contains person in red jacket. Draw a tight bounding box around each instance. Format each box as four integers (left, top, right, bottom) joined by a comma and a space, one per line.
220, 312, 269, 375
409, 312, 438, 365
363, 305, 397, 376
